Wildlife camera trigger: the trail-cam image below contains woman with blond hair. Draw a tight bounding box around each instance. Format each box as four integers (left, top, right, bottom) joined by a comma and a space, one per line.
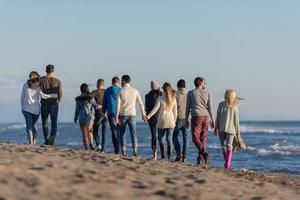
145, 82, 177, 160
215, 89, 243, 169
20, 71, 57, 144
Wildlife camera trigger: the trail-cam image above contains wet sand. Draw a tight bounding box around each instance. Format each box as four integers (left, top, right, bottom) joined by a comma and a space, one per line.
0, 142, 299, 200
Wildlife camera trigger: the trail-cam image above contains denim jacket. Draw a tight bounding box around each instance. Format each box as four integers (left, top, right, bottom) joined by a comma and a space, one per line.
74, 93, 97, 125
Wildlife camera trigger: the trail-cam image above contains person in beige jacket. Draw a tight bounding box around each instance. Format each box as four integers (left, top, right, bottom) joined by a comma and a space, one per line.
145, 82, 177, 160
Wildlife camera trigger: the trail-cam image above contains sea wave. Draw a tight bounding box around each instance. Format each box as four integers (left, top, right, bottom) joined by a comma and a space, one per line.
0, 124, 26, 133
240, 125, 300, 134
247, 143, 300, 156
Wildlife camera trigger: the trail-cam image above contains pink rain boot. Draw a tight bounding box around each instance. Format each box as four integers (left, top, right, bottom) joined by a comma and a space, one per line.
225, 150, 233, 169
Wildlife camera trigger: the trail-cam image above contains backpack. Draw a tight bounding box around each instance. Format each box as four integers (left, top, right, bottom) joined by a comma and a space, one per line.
76, 96, 94, 124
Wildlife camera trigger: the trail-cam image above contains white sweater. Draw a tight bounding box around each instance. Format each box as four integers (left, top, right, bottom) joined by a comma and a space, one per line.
147, 94, 177, 129
20, 83, 57, 115
116, 84, 146, 118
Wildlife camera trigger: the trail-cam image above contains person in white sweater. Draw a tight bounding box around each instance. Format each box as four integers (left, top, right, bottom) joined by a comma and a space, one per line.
145, 82, 177, 160
20, 71, 57, 144
116, 75, 146, 157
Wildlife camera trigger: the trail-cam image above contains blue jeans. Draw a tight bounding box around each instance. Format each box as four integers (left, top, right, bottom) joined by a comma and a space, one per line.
119, 116, 137, 148
173, 119, 188, 155
93, 110, 108, 150
158, 128, 174, 146
22, 111, 39, 144
41, 104, 59, 145
108, 116, 120, 154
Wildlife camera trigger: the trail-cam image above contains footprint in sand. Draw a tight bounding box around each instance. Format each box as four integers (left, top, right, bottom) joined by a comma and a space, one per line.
132, 180, 148, 189
16, 175, 40, 187
194, 179, 206, 184
165, 178, 176, 185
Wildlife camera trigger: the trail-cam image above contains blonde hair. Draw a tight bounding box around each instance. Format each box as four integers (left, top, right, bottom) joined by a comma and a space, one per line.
225, 89, 237, 107
163, 82, 175, 111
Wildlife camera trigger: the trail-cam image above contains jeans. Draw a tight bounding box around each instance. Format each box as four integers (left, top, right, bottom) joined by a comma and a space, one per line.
148, 121, 157, 147
219, 132, 234, 151
22, 111, 39, 144
41, 104, 59, 145
191, 116, 209, 157
119, 116, 137, 148
93, 110, 108, 150
158, 128, 174, 146
108, 116, 120, 154
173, 118, 188, 155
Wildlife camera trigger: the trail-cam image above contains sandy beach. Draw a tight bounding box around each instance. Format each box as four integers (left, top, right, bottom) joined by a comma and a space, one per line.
0, 142, 299, 200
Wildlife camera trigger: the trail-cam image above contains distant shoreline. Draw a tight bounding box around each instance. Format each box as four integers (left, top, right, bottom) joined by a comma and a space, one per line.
1, 120, 300, 124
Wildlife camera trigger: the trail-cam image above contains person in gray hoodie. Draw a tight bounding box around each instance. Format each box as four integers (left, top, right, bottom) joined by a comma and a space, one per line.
173, 79, 189, 162
74, 83, 98, 150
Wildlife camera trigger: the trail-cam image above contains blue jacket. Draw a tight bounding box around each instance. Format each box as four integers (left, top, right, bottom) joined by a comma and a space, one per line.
102, 85, 121, 118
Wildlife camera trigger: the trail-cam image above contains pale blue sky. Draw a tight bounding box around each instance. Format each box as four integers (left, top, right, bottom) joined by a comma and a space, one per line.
0, 0, 299, 122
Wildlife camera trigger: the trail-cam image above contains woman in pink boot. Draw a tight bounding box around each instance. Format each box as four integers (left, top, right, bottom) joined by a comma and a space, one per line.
215, 89, 242, 169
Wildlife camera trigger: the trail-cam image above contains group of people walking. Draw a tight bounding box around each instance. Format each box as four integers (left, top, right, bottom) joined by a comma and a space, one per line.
20, 65, 243, 169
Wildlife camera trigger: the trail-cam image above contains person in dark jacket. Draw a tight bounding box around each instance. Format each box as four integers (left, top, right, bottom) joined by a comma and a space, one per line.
145, 81, 162, 160
91, 79, 108, 152
40, 64, 62, 146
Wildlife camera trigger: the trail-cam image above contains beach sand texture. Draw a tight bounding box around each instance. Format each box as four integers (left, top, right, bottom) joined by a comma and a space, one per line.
0, 142, 299, 200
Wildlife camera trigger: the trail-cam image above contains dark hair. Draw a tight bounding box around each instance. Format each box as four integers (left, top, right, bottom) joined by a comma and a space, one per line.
28, 71, 40, 88
29, 71, 40, 80
46, 64, 55, 74
122, 75, 131, 84
97, 79, 104, 86
194, 77, 205, 87
80, 83, 89, 93
112, 76, 120, 85
177, 79, 186, 88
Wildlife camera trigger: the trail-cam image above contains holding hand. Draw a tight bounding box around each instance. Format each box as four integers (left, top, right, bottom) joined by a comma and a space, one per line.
116, 118, 122, 125
142, 115, 148, 122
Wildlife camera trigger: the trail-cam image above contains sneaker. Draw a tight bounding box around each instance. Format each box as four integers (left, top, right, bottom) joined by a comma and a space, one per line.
89, 144, 95, 151
95, 145, 101, 152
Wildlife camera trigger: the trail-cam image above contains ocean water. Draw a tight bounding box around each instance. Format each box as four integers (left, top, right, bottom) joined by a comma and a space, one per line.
0, 121, 300, 175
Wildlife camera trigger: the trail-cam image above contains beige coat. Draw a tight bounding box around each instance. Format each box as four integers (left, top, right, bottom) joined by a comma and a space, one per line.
147, 93, 177, 129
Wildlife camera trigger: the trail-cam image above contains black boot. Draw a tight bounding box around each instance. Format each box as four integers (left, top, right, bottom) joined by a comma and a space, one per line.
159, 143, 165, 159
44, 135, 50, 145
175, 151, 181, 162
167, 145, 173, 161
49, 135, 56, 146
182, 154, 186, 163
89, 144, 95, 151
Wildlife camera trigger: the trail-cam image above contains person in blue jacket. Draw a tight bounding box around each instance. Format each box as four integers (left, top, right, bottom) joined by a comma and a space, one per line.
102, 76, 121, 154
